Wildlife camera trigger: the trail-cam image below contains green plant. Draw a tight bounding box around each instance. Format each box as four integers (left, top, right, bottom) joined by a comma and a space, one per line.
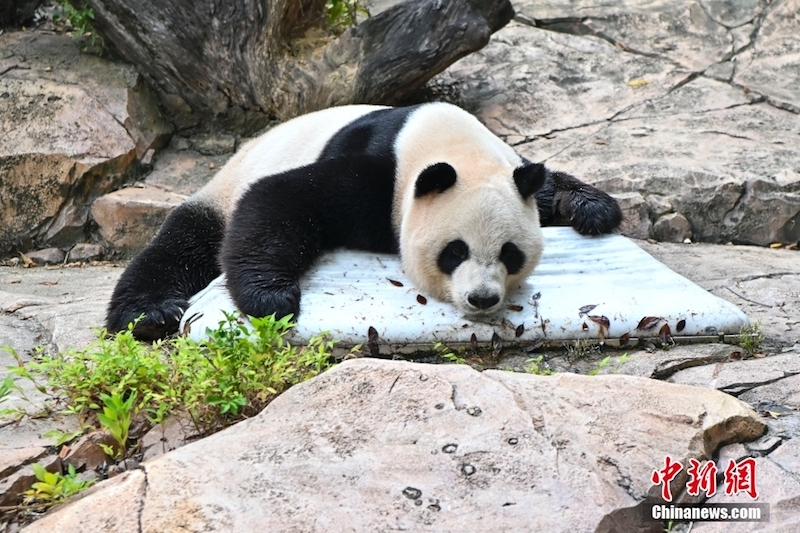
11, 312, 336, 442
325, 0, 369, 30
588, 355, 611, 376
22, 463, 94, 507
96, 392, 137, 457
43, 429, 85, 447
588, 353, 631, 376
739, 320, 764, 357
55, 1, 104, 53
434, 342, 465, 364
525, 355, 553, 375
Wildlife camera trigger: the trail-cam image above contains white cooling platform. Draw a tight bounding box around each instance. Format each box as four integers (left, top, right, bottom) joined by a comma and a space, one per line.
180, 227, 748, 352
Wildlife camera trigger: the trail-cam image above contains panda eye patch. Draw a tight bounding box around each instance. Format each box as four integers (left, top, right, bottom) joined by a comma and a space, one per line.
438, 240, 469, 275
499, 242, 525, 275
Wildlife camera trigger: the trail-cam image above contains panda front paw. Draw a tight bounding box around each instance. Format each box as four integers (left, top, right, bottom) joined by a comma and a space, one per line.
551, 171, 622, 236
565, 192, 623, 236
231, 282, 302, 321
106, 297, 187, 341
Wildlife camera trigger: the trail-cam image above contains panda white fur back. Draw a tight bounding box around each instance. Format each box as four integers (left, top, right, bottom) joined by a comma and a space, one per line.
106, 102, 621, 341
197, 105, 383, 216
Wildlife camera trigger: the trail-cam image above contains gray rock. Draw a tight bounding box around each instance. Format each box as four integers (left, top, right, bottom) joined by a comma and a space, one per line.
66, 243, 104, 263
645, 194, 673, 219
22, 470, 146, 533
0, 447, 46, 479
24, 247, 65, 266
144, 148, 228, 196
0, 31, 171, 253
614, 192, 652, 240
24, 359, 764, 533
436, 1, 800, 246
189, 133, 236, 156
0, 455, 60, 507
734, 0, 800, 113
652, 212, 692, 243
668, 353, 800, 396
90, 186, 186, 258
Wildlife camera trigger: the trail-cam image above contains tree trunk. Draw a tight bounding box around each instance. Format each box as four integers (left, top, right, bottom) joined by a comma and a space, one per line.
75, 0, 514, 133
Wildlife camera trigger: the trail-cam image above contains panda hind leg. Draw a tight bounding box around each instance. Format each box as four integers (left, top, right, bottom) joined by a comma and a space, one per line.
536, 170, 622, 236
105, 201, 225, 340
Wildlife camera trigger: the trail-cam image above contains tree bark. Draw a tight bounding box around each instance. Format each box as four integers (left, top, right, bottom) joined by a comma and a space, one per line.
75, 0, 513, 133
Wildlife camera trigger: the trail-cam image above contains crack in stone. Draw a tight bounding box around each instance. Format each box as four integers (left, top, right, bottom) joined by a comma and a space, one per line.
137, 464, 148, 533
696, 129, 756, 141
514, 14, 670, 63
735, 272, 800, 283
721, 371, 800, 397
513, 4, 797, 121
510, 94, 762, 149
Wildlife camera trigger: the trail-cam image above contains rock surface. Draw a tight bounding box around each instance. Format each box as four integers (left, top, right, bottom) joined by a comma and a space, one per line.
0, 31, 172, 254
438, 0, 800, 246
22, 358, 765, 533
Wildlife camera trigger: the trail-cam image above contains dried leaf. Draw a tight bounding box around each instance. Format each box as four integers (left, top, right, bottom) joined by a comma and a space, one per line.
676, 319, 686, 333
19, 252, 35, 268
368, 326, 379, 343
507, 304, 523, 312
39, 279, 60, 286
659, 323, 673, 345
588, 315, 610, 329
728, 350, 742, 361
470, 333, 478, 351
769, 242, 783, 249
386, 278, 403, 287
579, 304, 598, 316
515, 324, 525, 338
367, 326, 380, 357
416, 294, 427, 305
637, 316, 661, 330
619, 333, 631, 347
491, 332, 503, 354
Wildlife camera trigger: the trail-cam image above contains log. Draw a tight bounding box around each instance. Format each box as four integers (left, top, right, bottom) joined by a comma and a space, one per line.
73, 0, 514, 133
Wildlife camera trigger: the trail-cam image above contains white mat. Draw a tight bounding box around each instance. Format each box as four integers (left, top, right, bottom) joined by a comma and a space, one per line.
180, 227, 748, 352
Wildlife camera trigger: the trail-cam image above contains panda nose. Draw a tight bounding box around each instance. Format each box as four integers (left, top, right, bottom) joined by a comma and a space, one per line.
468, 293, 500, 310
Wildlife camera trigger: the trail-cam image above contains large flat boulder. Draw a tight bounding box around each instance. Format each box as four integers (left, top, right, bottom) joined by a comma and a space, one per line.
24, 359, 765, 533
439, 0, 800, 246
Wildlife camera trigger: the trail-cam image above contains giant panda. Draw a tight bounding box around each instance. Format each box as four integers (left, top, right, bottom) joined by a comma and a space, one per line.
106, 102, 622, 341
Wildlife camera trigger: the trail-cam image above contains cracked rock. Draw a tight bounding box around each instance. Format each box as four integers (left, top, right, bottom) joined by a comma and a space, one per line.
26, 359, 765, 532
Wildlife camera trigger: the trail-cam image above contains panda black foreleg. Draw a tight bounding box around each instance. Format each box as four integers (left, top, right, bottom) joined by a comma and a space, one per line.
106, 202, 225, 340
220, 172, 325, 321
535, 169, 622, 236
220, 156, 397, 321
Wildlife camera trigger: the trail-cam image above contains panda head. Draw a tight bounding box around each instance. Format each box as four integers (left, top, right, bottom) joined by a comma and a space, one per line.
399, 160, 546, 316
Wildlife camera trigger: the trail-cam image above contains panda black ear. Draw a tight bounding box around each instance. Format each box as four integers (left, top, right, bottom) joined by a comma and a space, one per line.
414, 163, 457, 198
513, 162, 547, 199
